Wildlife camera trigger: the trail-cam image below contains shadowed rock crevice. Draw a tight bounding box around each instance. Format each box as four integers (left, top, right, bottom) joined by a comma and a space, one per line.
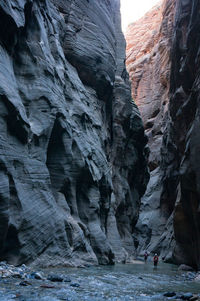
0, 168, 10, 261
0, 6, 18, 50
5, 99, 29, 145
46, 118, 66, 192
1, 174, 22, 265
2, 224, 20, 264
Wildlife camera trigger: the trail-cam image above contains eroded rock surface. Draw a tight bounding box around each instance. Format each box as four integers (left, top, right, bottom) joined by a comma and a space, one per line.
126, 0, 200, 269
160, 0, 200, 269
125, 0, 175, 257
0, 0, 148, 266
126, 0, 175, 172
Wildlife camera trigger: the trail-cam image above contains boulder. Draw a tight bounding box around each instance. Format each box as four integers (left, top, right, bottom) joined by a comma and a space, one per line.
178, 265, 195, 272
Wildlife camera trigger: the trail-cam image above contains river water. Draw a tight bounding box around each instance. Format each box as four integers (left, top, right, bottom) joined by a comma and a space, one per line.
0, 261, 200, 301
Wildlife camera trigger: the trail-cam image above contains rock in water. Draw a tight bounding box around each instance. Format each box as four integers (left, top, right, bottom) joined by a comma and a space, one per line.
70, 283, 80, 288
47, 274, 63, 282
163, 292, 176, 297
0, 0, 148, 266
181, 293, 194, 300
19, 280, 31, 286
30, 272, 44, 280
178, 264, 194, 272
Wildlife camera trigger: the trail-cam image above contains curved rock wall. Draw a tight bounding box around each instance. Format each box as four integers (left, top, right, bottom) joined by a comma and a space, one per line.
125, 0, 175, 257
126, 0, 200, 269
126, 0, 174, 172
160, 0, 200, 269
0, 0, 149, 266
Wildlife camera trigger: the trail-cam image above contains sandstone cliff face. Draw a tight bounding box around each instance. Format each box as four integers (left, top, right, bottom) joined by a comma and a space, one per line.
0, 0, 148, 266
160, 0, 200, 269
125, 0, 175, 257
126, 0, 200, 269
126, 0, 174, 172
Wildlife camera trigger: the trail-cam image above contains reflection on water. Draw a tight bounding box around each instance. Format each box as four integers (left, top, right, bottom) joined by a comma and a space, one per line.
0, 261, 200, 300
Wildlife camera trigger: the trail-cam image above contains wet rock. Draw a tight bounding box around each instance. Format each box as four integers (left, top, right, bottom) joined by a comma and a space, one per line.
19, 280, 32, 286
21, 264, 28, 270
70, 283, 80, 288
0, 267, 21, 278
12, 273, 23, 279
178, 265, 195, 272
194, 274, 200, 282
180, 293, 194, 300
40, 284, 56, 289
163, 292, 176, 297
185, 272, 196, 280
190, 295, 199, 301
0, 262, 32, 281
47, 274, 63, 282
30, 272, 44, 280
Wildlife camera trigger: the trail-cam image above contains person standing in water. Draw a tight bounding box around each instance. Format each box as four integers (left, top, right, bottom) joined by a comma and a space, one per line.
144, 251, 149, 262
153, 253, 159, 266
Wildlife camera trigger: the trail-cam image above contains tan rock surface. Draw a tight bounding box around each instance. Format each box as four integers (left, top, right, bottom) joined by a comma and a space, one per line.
126, 0, 174, 170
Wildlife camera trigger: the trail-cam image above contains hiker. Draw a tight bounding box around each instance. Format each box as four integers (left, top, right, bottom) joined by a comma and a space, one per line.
144, 251, 149, 262
153, 253, 159, 266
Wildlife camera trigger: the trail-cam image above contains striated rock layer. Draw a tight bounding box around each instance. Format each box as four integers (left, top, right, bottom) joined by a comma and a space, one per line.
0, 0, 149, 266
126, 0, 174, 172
160, 0, 200, 269
126, 0, 200, 269
126, 0, 175, 259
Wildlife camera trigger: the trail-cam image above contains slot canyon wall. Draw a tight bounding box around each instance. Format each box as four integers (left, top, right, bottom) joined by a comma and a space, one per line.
126, 0, 175, 261
0, 0, 149, 267
126, 0, 200, 269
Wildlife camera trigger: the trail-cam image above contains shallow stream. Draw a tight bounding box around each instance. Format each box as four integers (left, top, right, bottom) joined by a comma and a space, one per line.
0, 261, 200, 300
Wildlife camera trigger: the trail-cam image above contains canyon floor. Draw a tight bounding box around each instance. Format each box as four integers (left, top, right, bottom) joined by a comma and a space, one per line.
0, 262, 200, 301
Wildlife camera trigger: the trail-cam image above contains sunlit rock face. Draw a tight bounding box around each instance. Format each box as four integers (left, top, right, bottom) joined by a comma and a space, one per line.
126, 0, 174, 172
0, 0, 149, 266
125, 0, 175, 259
